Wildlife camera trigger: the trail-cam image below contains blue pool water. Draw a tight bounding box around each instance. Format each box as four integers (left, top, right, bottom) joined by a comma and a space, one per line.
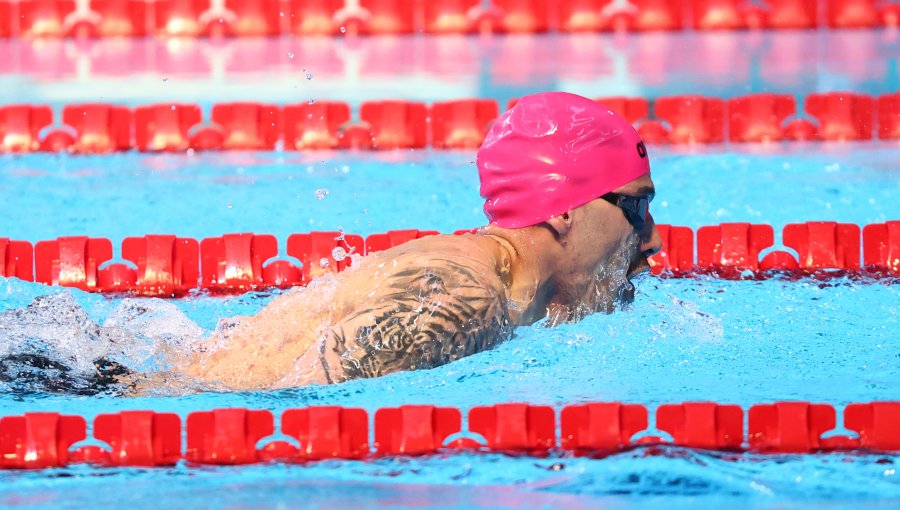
1, 31, 899, 509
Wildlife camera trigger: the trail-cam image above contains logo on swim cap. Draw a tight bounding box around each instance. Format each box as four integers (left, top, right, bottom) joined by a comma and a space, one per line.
477, 92, 651, 229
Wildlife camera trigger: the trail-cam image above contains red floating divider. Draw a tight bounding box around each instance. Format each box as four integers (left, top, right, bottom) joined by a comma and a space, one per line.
782, 221, 861, 271
598, 97, 650, 124
728, 94, 796, 143
205, 102, 281, 151
863, 221, 900, 276
90, 0, 148, 37
0, 105, 52, 153
760, 0, 818, 28
135, 103, 203, 152
0, 238, 34, 281
468, 403, 555, 451
645, 96, 725, 144
212, 0, 282, 37
424, 0, 481, 33
826, 0, 883, 27
365, 229, 440, 255
152, 0, 207, 37
0, 413, 85, 469
696, 223, 774, 276
287, 231, 365, 283
878, 93, 900, 140
494, 0, 552, 33
286, 0, 341, 35
748, 402, 835, 453
691, 0, 748, 29
35, 236, 113, 291
657, 402, 743, 450
186, 408, 274, 465
344, 0, 415, 35
560, 403, 648, 452
430, 99, 499, 149
649, 225, 694, 275
630, 0, 685, 30
283, 102, 351, 151
17, 0, 77, 38
359, 101, 428, 150
98, 235, 200, 295
88, 411, 182, 467
556, 0, 606, 32
803, 92, 874, 141
278, 406, 369, 460
201, 233, 295, 292
375, 405, 462, 455
844, 402, 900, 451
41, 104, 131, 153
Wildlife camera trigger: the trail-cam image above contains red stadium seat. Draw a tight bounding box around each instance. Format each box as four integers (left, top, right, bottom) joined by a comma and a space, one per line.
90, 411, 182, 467
862, 221, 900, 276
207, 103, 281, 151
494, 0, 552, 32
201, 233, 298, 292
596, 97, 649, 124
35, 236, 114, 291
656, 402, 743, 450
696, 223, 774, 276
728, 94, 796, 142
17, 0, 76, 37
653, 96, 725, 144
283, 102, 351, 151
877, 93, 900, 140
365, 229, 440, 255
287, 231, 365, 283
0, 413, 86, 469
691, 0, 748, 29
759, 0, 818, 28
844, 402, 900, 451
632, 0, 685, 30
96, 235, 200, 295
560, 403, 648, 452
186, 409, 274, 465
430, 99, 499, 149
40, 104, 132, 153
826, 0, 882, 26
91, 0, 148, 37
782, 222, 861, 271
208, 0, 281, 36
648, 225, 694, 275
424, 0, 480, 33
0, 105, 52, 153
152, 0, 207, 36
748, 402, 835, 453
286, 0, 342, 35
359, 101, 427, 150
135, 103, 203, 152
348, 0, 416, 35
468, 404, 555, 451
804, 93, 874, 141
277, 407, 369, 460
375, 405, 462, 455
0, 238, 34, 281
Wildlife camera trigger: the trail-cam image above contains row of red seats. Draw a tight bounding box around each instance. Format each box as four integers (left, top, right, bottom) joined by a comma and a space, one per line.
2, 401, 898, 469
0, 221, 897, 296
0, 0, 897, 39
2, 93, 898, 154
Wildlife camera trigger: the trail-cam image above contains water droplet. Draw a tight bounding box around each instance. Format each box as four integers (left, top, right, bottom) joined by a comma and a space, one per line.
319, 258, 330, 268
340, 26, 346, 33
161, 77, 169, 82
170, 105, 177, 111
306, 72, 313, 80
362, 208, 368, 215
307, 98, 316, 105
279, 10, 284, 17
307, 113, 314, 120
288, 51, 294, 59
315, 188, 329, 200
226, 202, 233, 209
186, 148, 195, 156
332, 247, 347, 262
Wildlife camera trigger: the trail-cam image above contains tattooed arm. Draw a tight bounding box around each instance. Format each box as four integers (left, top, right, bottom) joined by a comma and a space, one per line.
317, 257, 513, 383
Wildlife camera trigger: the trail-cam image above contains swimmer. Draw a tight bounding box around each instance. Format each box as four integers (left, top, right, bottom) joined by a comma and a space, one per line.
0, 92, 662, 394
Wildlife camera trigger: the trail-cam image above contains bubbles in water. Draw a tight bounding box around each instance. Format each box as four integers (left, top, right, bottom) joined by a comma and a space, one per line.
332, 247, 347, 262
288, 51, 294, 59
315, 188, 329, 200
340, 26, 346, 33
319, 258, 330, 268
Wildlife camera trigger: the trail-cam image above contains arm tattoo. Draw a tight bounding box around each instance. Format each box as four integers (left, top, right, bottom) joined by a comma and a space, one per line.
320, 259, 512, 382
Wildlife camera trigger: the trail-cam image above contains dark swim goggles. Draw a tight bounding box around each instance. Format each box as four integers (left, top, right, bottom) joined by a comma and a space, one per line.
600, 192, 652, 230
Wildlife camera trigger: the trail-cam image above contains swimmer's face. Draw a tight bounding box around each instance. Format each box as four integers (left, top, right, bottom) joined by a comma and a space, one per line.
546, 174, 662, 323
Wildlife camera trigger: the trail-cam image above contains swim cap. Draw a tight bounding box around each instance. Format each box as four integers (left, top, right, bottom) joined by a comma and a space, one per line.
477, 92, 650, 228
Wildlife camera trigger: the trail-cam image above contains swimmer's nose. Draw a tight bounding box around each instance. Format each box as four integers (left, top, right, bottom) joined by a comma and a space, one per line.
640, 214, 662, 258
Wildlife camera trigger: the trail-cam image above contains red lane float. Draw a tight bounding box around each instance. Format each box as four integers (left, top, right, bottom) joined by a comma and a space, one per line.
796, 92, 875, 142
359, 101, 428, 150
101, 235, 200, 295
0, 238, 34, 281
639, 96, 725, 144
287, 231, 365, 283
365, 229, 440, 254
863, 221, 900, 276
424, 0, 482, 34
657, 402, 743, 450
0, 413, 85, 469
728, 94, 796, 142
468, 403, 555, 452
375, 405, 462, 455
748, 402, 837, 453
35, 236, 113, 291
276, 406, 369, 460
561, 402, 648, 452
135, 104, 203, 152
284, 101, 351, 151
77, 411, 182, 467
41, 104, 132, 153
0, 105, 52, 153
649, 225, 694, 275
186, 408, 274, 465
878, 93, 900, 140
430, 99, 499, 149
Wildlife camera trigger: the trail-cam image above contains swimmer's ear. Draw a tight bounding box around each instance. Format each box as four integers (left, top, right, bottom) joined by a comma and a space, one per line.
545, 211, 574, 240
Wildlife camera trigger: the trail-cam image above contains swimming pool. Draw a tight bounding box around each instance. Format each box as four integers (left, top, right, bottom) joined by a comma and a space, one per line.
1, 30, 899, 509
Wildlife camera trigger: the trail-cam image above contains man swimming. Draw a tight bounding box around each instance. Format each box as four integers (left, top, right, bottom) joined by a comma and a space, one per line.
0, 92, 661, 394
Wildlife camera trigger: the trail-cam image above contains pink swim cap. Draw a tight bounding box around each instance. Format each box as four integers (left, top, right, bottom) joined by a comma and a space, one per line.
477, 92, 650, 228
